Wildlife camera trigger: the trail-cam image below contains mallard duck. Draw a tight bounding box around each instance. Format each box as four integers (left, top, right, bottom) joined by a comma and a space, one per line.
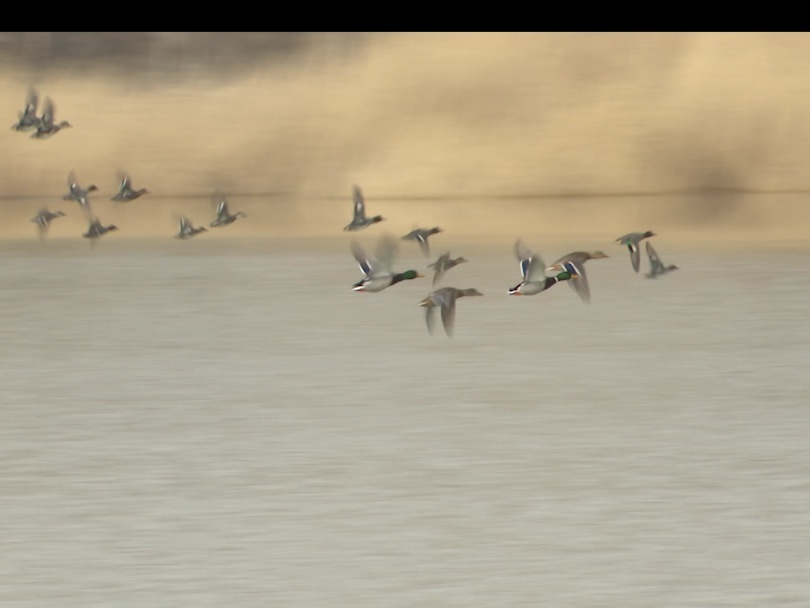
344, 184, 384, 231
644, 241, 678, 278
30, 97, 71, 139
616, 231, 655, 273
351, 235, 423, 292
111, 172, 149, 202
175, 215, 207, 239
402, 227, 442, 257
545, 250, 608, 304
508, 239, 578, 295
30, 208, 65, 240
12, 86, 41, 131
209, 192, 246, 227
418, 287, 483, 337
63, 170, 97, 217
428, 251, 468, 286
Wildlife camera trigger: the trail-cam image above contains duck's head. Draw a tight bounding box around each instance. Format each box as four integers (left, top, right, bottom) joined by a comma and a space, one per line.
58, 121, 72, 128
371, 215, 385, 223
87, 185, 98, 192
643, 230, 656, 238
107, 225, 118, 232
55, 211, 66, 217
589, 251, 609, 259
430, 227, 443, 235
398, 270, 423, 281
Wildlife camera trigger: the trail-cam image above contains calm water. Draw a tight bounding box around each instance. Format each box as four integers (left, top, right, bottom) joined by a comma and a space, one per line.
1, 237, 809, 606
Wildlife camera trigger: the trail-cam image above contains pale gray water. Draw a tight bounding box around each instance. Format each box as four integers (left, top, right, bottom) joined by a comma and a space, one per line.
1, 237, 809, 606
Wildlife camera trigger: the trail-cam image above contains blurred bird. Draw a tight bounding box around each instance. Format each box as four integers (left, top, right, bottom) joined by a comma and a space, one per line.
63, 170, 97, 217
12, 86, 41, 131
428, 251, 467, 286
344, 184, 384, 231
83, 217, 117, 248
508, 239, 578, 295
209, 192, 246, 227
401, 227, 442, 257
418, 287, 483, 338
545, 250, 608, 304
30, 97, 71, 138
111, 172, 149, 202
644, 241, 678, 278
616, 230, 656, 273
30, 208, 65, 241
351, 235, 423, 292
174, 215, 207, 239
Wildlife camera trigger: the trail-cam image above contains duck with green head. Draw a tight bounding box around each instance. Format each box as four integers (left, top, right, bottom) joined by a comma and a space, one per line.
351, 235, 423, 292
508, 239, 578, 295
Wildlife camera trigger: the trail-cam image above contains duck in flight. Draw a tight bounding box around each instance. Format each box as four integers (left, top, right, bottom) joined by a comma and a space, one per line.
63, 170, 97, 216
344, 184, 384, 231
427, 251, 468, 286
209, 192, 246, 227
30, 97, 71, 139
545, 250, 608, 304
616, 231, 655, 273
30, 208, 66, 240
351, 235, 423, 292
508, 239, 578, 296
175, 215, 207, 239
402, 227, 442, 257
418, 286, 483, 338
644, 241, 678, 278
111, 172, 149, 202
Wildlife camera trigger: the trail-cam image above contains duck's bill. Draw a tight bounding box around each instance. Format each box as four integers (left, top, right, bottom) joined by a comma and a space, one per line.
416, 273, 425, 278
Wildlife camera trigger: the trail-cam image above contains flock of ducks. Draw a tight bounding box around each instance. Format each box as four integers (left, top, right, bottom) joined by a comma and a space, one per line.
14, 87, 248, 245
344, 185, 679, 338
13, 87, 679, 338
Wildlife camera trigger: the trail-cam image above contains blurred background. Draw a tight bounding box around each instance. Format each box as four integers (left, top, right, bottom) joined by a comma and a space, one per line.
0, 32, 808, 245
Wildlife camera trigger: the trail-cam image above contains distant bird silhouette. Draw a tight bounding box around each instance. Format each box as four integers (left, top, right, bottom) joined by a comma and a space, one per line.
616, 231, 656, 273
344, 185, 384, 231
111, 172, 149, 202
209, 192, 246, 227
12, 86, 41, 131
175, 215, 207, 239
427, 251, 468, 286
30, 208, 65, 241
30, 97, 71, 138
401, 227, 442, 257
644, 241, 678, 278
418, 287, 483, 338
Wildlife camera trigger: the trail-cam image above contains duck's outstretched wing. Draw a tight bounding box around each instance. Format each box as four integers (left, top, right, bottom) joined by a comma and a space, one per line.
350, 240, 374, 278
514, 240, 544, 282
628, 242, 641, 273
372, 234, 398, 275
566, 260, 591, 303
437, 289, 458, 338
645, 241, 664, 274
352, 185, 366, 222
40, 97, 55, 127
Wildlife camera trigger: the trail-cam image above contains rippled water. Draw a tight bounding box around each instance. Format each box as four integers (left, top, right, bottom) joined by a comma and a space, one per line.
2, 237, 809, 606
